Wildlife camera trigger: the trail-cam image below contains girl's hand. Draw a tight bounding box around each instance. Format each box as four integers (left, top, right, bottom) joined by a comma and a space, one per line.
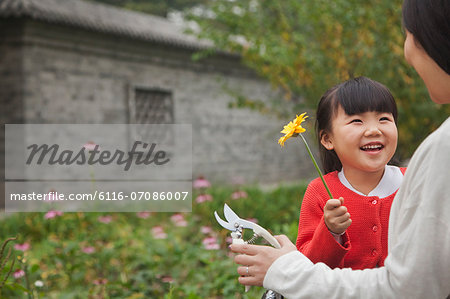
324, 197, 352, 234
230, 235, 297, 286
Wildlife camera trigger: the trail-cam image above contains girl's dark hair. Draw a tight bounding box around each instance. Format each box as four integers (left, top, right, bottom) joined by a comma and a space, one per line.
316, 76, 398, 174
402, 0, 450, 74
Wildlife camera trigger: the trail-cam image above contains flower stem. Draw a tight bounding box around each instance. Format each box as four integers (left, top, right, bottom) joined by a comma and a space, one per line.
300, 134, 333, 199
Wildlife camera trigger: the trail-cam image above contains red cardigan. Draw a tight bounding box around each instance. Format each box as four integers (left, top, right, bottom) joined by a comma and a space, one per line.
296, 168, 406, 270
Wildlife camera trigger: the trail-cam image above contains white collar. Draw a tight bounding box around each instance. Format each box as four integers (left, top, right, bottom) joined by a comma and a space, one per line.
338, 165, 403, 197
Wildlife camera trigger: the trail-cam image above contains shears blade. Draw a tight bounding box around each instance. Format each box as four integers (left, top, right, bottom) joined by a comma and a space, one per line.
224, 203, 254, 229
214, 203, 254, 231
214, 210, 235, 231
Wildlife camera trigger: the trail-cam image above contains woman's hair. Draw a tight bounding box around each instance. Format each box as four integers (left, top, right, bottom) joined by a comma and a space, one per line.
402, 0, 450, 74
316, 76, 398, 174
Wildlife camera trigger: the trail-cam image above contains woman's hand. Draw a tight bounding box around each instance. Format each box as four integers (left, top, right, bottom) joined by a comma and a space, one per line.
229, 235, 297, 286
324, 197, 352, 234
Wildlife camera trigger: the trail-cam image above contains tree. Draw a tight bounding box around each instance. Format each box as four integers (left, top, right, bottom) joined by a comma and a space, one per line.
186, 0, 450, 160
88, 0, 209, 17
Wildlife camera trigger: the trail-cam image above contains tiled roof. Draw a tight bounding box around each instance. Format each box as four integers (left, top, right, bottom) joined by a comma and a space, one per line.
0, 0, 213, 50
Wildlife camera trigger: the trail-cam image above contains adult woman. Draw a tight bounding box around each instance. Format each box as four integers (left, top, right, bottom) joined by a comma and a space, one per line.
230, 0, 450, 297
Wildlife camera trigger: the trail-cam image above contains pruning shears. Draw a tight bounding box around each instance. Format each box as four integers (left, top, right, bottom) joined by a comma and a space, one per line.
214, 203, 283, 299
214, 203, 281, 248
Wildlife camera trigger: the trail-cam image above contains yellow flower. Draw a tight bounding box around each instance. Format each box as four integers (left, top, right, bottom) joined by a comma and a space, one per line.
294, 112, 308, 127
278, 113, 308, 147
278, 135, 288, 147
278, 112, 333, 199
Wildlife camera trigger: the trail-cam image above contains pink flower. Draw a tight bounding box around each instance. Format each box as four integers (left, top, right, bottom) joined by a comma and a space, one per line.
93, 278, 108, 285
14, 242, 30, 252
161, 276, 174, 283
195, 194, 213, 203
201, 226, 213, 234
202, 236, 220, 250
98, 215, 113, 224
193, 176, 211, 189
205, 244, 219, 250
13, 269, 25, 279
246, 218, 258, 224
44, 189, 58, 202
83, 141, 99, 151
44, 210, 63, 219
226, 237, 233, 244
231, 191, 248, 200
136, 212, 151, 219
202, 236, 217, 244
170, 214, 188, 227
151, 226, 167, 239
81, 246, 95, 254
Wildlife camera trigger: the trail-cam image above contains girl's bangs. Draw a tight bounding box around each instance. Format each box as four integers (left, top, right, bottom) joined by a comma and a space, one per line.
333, 78, 398, 122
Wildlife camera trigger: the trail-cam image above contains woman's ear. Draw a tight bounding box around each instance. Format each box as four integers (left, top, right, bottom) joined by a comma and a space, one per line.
320, 131, 334, 150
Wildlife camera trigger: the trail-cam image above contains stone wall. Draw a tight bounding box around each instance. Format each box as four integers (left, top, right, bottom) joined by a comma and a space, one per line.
1, 19, 27, 208
1, 18, 316, 197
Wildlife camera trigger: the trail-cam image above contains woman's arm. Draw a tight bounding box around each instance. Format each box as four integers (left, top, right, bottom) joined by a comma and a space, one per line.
231, 122, 450, 298
232, 209, 450, 299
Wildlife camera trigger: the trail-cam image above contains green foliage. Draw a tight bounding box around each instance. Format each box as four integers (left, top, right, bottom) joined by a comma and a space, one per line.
88, 0, 209, 17
0, 182, 307, 298
0, 237, 17, 291
186, 0, 450, 159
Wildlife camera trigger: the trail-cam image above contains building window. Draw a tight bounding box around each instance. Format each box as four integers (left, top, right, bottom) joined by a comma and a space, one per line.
128, 86, 174, 145
131, 87, 174, 124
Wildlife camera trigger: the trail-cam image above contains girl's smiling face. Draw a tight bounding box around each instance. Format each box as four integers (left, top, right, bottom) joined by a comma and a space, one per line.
320, 105, 398, 175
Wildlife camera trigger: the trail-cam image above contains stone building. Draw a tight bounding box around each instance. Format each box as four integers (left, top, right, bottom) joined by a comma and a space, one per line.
0, 0, 314, 200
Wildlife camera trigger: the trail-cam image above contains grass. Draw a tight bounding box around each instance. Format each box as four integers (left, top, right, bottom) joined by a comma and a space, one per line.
0, 181, 308, 298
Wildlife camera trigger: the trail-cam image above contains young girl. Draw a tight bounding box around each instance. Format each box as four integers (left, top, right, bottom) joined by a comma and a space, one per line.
231, 0, 450, 295
296, 76, 406, 270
